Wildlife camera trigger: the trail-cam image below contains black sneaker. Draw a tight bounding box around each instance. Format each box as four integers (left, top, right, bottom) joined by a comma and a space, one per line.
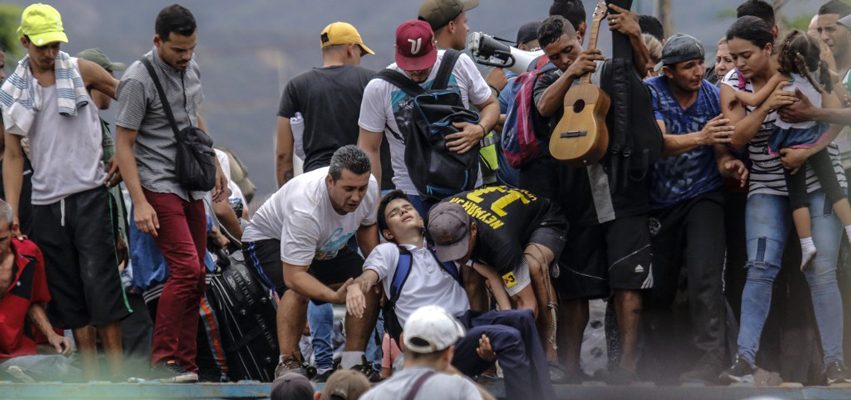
826, 362, 851, 385
349, 357, 384, 383
150, 360, 198, 383
719, 355, 754, 384
311, 368, 334, 384
680, 363, 722, 384
274, 357, 308, 379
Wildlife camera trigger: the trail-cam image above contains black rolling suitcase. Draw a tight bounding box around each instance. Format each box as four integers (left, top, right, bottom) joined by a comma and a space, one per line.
208, 250, 280, 382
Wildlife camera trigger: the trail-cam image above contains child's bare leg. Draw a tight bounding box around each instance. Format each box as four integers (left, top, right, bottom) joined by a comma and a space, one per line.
792, 207, 817, 270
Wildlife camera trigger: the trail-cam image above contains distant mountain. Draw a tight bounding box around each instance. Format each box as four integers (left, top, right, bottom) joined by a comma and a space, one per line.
4, 0, 826, 200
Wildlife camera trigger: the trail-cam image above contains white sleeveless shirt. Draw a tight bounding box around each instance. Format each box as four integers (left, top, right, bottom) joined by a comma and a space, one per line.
26, 58, 105, 205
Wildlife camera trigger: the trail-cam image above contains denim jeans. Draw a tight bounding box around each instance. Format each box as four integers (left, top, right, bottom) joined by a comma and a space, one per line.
738, 190, 844, 367
307, 302, 334, 370
366, 313, 384, 371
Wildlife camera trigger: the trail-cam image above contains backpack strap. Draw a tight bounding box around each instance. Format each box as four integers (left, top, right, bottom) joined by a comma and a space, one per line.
427, 247, 462, 285
432, 49, 462, 90
403, 371, 437, 400
536, 62, 557, 76
388, 246, 415, 304
389, 246, 462, 303
375, 69, 425, 98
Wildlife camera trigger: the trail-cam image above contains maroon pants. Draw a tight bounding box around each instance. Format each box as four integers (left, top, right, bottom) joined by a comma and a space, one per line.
145, 189, 207, 371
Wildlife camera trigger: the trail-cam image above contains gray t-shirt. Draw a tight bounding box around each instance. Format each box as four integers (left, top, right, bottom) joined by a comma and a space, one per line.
360, 366, 482, 400
115, 47, 206, 201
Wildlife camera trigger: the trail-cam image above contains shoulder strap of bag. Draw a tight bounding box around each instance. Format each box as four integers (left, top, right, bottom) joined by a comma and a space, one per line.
375, 69, 426, 98
389, 246, 414, 304
427, 247, 462, 285
403, 371, 437, 400
432, 49, 461, 90
140, 58, 181, 140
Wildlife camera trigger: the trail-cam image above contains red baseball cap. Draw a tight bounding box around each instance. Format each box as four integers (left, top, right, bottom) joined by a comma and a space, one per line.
395, 20, 437, 71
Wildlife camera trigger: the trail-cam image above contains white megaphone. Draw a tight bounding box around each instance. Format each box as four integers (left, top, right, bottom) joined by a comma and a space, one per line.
467, 32, 544, 75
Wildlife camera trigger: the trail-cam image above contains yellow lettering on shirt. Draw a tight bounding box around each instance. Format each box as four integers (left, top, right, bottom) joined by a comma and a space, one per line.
466, 186, 503, 203
450, 199, 506, 230
490, 191, 530, 217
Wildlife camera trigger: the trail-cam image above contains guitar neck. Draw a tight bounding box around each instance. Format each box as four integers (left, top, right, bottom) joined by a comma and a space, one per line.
580, 9, 605, 85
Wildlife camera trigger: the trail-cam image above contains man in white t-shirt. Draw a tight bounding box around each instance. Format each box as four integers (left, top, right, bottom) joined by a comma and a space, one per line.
346, 190, 556, 400
357, 19, 499, 218
241, 145, 381, 381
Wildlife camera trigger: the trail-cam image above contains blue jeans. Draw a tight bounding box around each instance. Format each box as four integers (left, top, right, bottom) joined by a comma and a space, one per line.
307, 302, 334, 370
738, 190, 844, 367
366, 313, 384, 371
454, 310, 555, 400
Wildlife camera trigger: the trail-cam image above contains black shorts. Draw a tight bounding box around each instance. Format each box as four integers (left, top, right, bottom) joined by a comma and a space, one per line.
556, 215, 653, 299
244, 239, 364, 298
32, 186, 131, 329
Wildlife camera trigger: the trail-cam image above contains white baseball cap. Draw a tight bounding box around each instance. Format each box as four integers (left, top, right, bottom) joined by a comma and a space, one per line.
403, 306, 466, 353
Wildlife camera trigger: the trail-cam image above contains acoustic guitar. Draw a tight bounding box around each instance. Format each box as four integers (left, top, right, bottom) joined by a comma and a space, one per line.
549, 1, 610, 167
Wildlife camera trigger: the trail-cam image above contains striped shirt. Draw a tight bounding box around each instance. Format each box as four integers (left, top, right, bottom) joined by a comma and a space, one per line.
721, 69, 847, 197
115, 47, 206, 201
836, 69, 851, 171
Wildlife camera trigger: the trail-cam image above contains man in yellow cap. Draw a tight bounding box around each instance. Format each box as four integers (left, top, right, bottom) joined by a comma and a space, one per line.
0, 3, 128, 382
263, 21, 382, 384
275, 21, 374, 187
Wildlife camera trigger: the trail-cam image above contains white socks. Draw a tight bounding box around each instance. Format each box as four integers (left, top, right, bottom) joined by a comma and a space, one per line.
341, 351, 365, 369
845, 225, 851, 242
800, 237, 817, 271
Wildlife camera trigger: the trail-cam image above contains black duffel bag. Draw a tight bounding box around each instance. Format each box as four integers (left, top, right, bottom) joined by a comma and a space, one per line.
208, 250, 279, 382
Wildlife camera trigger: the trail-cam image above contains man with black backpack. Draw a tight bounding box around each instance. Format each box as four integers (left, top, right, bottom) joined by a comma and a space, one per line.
346, 190, 554, 400
357, 19, 499, 219
114, 5, 227, 383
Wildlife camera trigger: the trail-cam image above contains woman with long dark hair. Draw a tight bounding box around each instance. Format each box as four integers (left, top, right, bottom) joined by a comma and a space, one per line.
718, 16, 851, 385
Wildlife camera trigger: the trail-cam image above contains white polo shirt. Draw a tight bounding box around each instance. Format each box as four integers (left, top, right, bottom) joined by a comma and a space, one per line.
364, 242, 469, 326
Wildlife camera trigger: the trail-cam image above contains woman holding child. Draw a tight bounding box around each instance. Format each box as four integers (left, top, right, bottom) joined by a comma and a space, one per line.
717, 15, 851, 384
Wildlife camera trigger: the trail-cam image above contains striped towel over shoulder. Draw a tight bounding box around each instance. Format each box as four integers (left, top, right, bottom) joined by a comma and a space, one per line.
0, 51, 89, 136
